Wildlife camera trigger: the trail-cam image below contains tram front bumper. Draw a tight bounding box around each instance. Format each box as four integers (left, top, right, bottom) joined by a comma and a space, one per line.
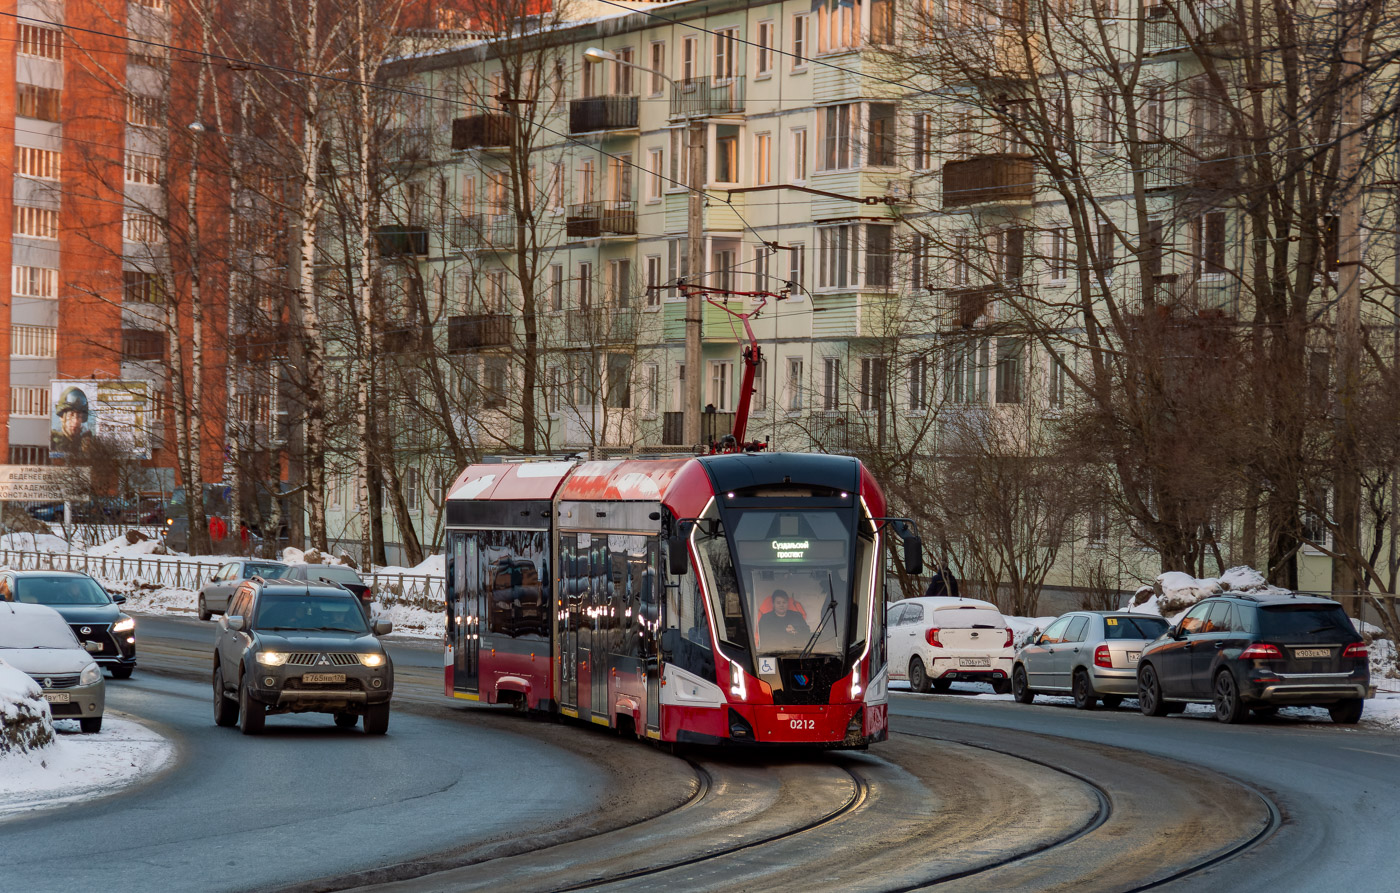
731, 702, 865, 745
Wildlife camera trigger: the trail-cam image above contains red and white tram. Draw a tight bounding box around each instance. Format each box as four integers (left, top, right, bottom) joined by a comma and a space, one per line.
442, 451, 922, 747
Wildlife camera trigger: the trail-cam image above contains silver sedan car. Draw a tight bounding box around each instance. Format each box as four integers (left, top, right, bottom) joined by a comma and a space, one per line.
1012, 611, 1170, 709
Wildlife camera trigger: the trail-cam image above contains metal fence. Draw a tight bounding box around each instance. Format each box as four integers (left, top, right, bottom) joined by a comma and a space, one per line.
0, 549, 446, 612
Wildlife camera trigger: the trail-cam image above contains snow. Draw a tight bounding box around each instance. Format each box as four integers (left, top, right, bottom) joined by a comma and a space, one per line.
86, 534, 172, 558
1005, 615, 1057, 649
373, 553, 445, 578
0, 716, 173, 820
0, 657, 52, 756
0, 532, 80, 554
1154, 571, 1222, 614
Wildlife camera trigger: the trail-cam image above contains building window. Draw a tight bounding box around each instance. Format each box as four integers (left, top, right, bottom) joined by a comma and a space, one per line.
792, 13, 811, 68
122, 327, 165, 361
816, 0, 860, 54
10, 387, 51, 418
17, 85, 60, 122
912, 113, 934, 170
791, 127, 808, 181
11, 325, 56, 358
754, 358, 769, 412
818, 104, 855, 170
867, 104, 896, 166
757, 21, 774, 75
947, 340, 989, 404
1095, 220, 1116, 276
13, 265, 58, 298
674, 363, 686, 412
641, 363, 659, 414
712, 244, 737, 293
908, 355, 930, 412
126, 93, 164, 127
646, 147, 664, 201
859, 357, 887, 412
866, 225, 893, 288
124, 212, 160, 243
607, 258, 632, 305
9, 446, 50, 465
128, 39, 169, 70
14, 206, 58, 240
613, 47, 634, 95
755, 246, 771, 293
911, 232, 928, 290
16, 146, 60, 180
715, 129, 738, 184
754, 132, 772, 185
18, 24, 62, 60
817, 224, 855, 289
485, 270, 508, 312
682, 35, 698, 81
579, 158, 595, 203
135, 0, 167, 9
550, 264, 564, 312
606, 354, 632, 409
645, 255, 662, 306
405, 468, 419, 511
709, 360, 733, 411
1047, 353, 1067, 408
125, 152, 163, 185
483, 357, 508, 409
649, 41, 666, 95
870, 0, 894, 44
1048, 227, 1072, 281
1193, 211, 1227, 276
995, 338, 1023, 404
577, 262, 593, 308
1087, 504, 1110, 546
667, 238, 689, 299
610, 153, 632, 202
547, 365, 563, 413
714, 28, 738, 82
788, 242, 806, 292
822, 357, 842, 411
785, 357, 805, 411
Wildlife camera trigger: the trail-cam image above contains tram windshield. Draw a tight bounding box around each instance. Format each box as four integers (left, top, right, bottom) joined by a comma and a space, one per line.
695, 506, 876, 660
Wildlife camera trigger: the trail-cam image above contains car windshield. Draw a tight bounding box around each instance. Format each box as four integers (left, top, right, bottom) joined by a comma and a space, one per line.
309, 567, 362, 585
1258, 605, 1357, 642
933, 607, 1005, 629
253, 594, 368, 634
245, 563, 288, 579
13, 576, 111, 606
0, 611, 82, 649
1104, 616, 1169, 639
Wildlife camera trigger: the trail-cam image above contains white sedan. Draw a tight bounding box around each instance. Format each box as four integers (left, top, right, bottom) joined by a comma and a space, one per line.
887, 596, 1015, 694
0, 601, 106, 732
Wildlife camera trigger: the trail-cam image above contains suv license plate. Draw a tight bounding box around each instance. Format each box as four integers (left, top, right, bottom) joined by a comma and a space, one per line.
1128, 652, 1141, 664
303, 673, 346, 684
959, 658, 990, 668
44, 692, 70, 703
1295, 648, 1331, 659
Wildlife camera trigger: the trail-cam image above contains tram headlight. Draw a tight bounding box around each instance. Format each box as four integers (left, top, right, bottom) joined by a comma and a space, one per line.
851, 664, 862, 698
728, 659, 747, 700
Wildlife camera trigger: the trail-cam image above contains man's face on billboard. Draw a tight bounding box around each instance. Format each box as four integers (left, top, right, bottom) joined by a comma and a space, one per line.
61, 409, 86, 436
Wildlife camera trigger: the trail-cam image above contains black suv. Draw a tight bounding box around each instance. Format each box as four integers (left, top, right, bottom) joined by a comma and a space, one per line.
0, 569, 137, 678
1136, 593, 1369, 724
212, 579, 394, 735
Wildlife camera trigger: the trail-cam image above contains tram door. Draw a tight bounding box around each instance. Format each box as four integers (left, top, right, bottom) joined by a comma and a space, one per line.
450, 532, 480, 695
642, 540, 660, 733
559, 533, 586, 713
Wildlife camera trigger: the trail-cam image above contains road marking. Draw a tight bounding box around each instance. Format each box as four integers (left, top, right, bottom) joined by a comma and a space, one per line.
1341, 746, 1400, 760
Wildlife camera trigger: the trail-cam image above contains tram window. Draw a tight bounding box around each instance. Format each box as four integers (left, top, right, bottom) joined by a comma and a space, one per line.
665, 554, 716, 683
485, 530, 548, 640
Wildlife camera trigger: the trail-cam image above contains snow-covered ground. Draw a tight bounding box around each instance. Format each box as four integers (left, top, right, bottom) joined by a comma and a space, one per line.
0, 716, 174, 820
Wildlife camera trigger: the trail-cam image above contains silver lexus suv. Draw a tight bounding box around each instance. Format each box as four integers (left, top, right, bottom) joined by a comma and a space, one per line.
211, 580, 394, 735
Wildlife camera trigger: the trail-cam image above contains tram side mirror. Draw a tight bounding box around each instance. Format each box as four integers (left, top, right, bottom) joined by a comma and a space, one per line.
902, 533, 924, 576
660, 628, 680, 661
667, 535, 689, 576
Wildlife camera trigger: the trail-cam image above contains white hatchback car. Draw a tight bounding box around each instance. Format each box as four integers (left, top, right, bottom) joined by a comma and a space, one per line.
0, 601, 106, 731
888, 596, 1015, 693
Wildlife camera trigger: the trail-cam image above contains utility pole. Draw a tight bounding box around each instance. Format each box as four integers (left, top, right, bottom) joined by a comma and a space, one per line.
1332, 14, 1364, 609
684, 118, 705, 448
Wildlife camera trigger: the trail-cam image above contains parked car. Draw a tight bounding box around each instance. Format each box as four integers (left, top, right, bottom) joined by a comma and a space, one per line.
1136, 593, 1370, 724
0, 601, 106, 732
212, 578, 394, 735
283, 563, 372, 612
198, 559, 290, 620
0, 570, 136, 678
24, 502, 64, 522
1013, 612, 1170, 708
887, 596, 1015, 693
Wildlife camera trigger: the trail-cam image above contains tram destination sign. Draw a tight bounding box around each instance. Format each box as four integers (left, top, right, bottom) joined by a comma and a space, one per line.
0, 465, 85, 501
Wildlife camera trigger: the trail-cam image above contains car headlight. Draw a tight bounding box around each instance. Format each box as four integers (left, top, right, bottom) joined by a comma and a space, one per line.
256, 651, 289, 667
359, 653, 385, 668
80, 664, 101, 686
113, 616, 135, 633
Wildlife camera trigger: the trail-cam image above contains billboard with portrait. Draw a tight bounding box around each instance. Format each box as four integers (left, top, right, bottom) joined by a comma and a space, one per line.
50, 380, 153, 461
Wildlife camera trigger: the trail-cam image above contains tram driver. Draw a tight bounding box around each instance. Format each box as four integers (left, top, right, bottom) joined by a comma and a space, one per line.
758, 590, 812, 651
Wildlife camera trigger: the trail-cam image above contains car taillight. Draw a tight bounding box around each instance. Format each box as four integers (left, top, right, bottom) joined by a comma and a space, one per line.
1240, 643, 1284, 660
1094, 644, 1113, 668
1003, 628, 1015, 649
1343, 642, 1369, 659
926, 628, 942, 647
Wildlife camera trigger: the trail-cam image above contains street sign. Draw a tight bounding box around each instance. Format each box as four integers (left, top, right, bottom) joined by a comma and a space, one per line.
0, 465, 85, 501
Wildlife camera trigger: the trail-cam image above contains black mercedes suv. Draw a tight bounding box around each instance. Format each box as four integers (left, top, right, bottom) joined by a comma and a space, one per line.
1136, 593, 1369, 724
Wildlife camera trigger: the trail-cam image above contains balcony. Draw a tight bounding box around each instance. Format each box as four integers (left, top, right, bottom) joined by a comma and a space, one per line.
446, 214, 516, 250
1141, 139, 1238, 192
375, 225, 429, 257
567, 307, 637, 344
942, 154, 1034, 208
383, 127, 435, 164
948, 285, 998, 328
382, 322, 432, 354
670, 76, 745, 119
569, 95, 638, 134
451, 114, 513, 150
448, 314, 513, 352
566, 201, 636, 239
1143, 3, 1241, 54
661, 410, 736, 446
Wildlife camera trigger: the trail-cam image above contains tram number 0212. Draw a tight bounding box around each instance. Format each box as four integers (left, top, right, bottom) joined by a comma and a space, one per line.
788, 717, 816, 731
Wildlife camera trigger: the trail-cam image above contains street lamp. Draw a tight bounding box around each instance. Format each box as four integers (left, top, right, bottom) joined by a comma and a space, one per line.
582, 48, 705, 449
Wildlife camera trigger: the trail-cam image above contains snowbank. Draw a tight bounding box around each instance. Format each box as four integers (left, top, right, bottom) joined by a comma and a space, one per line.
0, 716, 173, 819
1005, 615, 1057, 650
374, 553, 445, 579
0, 658, 53, 756
87, 533, 173, 558
0, 532, 79, 554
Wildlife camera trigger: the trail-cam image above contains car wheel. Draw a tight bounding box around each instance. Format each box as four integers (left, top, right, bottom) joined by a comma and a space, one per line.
198, 595, 211, 622
213, 664, 239, 727
909, 657, 930, 694
1213, 670, 1248, 724
1329, 698, 1364, 724
1101, 695, 1124, 709
79, 716, 103, 734
364, 703, 390, 736
1251, 706, 1279, 718
991, 678, 1011, 695
334, 712, 359, 729
1072, 669, 1097, 710
1012, 665, 1035, 704
1138, 664, 1169, 717
931, 678, 952, 692
109, 666, 133, 680
238, 674, 265, 735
